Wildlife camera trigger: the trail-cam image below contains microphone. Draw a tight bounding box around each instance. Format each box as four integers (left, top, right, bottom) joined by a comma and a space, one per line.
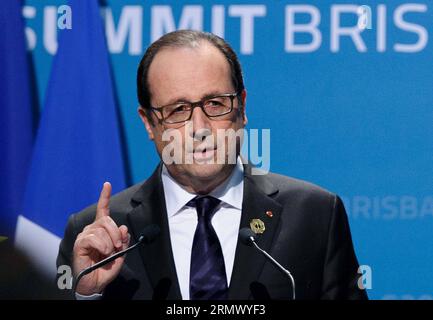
73, 224, 160, 293
239, 228, 296, 300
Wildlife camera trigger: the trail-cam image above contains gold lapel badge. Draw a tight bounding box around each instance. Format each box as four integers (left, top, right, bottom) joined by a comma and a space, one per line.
250, 219, 266, 234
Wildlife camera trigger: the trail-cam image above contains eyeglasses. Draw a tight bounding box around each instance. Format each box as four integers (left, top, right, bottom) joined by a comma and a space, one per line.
149, 93, 239, 124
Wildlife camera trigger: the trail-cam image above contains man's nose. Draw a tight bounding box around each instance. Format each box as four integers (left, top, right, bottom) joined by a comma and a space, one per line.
190, 105, 211, 139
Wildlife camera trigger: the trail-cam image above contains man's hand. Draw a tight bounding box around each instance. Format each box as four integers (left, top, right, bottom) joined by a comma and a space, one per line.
72, 182, 130, 295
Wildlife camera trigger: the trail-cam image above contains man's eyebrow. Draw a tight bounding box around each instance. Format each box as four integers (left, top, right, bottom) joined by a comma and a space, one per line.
160, 91, 232, 106
202, 91, 229, 100
162, 96, 189, 105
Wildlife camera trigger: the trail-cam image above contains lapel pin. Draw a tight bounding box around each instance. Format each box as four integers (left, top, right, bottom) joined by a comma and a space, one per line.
250, 218, 266, 234
265, 210, 273, 218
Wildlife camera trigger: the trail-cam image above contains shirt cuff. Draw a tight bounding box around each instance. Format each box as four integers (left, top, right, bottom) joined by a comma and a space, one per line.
75, 292, 103, 300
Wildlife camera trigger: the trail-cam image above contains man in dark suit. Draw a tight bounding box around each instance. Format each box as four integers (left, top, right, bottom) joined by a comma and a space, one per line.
57, 30, 367, 300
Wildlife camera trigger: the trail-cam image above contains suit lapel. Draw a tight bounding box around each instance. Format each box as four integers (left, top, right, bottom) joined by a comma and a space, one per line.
228, 165, 283, 299
127, 164, 182, 300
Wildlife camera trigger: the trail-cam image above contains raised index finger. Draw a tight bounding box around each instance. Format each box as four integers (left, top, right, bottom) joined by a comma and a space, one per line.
96, 182, 112, 220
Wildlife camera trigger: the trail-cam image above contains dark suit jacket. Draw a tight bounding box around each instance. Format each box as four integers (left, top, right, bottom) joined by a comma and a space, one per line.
57, 163, 367, 300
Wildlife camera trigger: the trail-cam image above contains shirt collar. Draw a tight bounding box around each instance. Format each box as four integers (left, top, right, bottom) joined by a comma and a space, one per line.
161, 158, 244, 218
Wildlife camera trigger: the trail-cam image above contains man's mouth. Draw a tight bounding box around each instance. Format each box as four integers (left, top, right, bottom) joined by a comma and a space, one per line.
192, 146, 217, 161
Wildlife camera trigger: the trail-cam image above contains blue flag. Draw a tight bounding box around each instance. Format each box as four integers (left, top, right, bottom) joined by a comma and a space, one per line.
0, 1, 34, 239
15, 0, 127, 276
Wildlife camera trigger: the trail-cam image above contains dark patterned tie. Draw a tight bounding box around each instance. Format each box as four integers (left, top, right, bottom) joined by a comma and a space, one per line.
188, 196, 228, 300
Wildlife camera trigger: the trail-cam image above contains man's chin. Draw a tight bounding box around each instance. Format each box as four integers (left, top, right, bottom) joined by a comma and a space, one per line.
186, 162, 226, 179
164, 161, 237, 193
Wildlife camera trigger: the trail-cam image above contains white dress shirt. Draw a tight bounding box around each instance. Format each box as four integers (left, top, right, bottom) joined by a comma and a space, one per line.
161, 159, 244, 300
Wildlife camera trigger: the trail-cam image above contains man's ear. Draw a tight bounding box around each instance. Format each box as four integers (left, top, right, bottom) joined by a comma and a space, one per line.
138, 106, 155, 140
240, 89, 248, 126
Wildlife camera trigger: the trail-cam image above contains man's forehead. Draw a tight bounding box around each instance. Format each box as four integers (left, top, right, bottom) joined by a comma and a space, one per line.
149, 42, 228, 71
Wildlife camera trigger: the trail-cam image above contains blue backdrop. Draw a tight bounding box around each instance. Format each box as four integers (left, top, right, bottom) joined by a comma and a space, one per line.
21, 0, 433, 299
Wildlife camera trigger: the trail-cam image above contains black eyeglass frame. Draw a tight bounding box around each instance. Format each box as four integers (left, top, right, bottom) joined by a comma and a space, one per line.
148, 92, 240, 124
